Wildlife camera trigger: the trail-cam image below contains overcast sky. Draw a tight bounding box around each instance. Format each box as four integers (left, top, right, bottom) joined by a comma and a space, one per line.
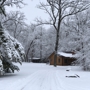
6, 0, 49, 28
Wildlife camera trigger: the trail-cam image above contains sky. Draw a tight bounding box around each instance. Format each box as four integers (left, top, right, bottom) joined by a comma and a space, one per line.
6, 0, 50, 29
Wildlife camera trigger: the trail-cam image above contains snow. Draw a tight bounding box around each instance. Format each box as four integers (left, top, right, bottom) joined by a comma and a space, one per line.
2, 30, 25, 63
57, 52, 76, 58
0, 63, 90, 90
29, 58, 40, 59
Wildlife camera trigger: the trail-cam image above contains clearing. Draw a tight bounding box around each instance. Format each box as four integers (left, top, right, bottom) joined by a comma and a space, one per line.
0, 63, 90, 90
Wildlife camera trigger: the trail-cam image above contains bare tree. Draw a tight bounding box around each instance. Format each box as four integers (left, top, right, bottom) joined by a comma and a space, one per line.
36, 0, 90, 66
39, 27, 42, 61
2, 11, 26, 39
63, 11, 90, 70
25, 40, 35, 62
0, 0, 25, 16
25, 24, 38, 62
0, 0, 25, 33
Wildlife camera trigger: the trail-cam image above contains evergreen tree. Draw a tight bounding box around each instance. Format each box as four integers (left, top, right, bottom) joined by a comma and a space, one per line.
0, 24, 25, 73
0, 0, 25, 73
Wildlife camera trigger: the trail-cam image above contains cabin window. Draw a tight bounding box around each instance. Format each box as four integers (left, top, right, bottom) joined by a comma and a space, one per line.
58, 59, 60, 63
64, 59, 68, 63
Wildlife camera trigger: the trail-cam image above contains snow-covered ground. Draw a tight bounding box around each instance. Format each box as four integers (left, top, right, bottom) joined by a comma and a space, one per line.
0, 63, 90, 90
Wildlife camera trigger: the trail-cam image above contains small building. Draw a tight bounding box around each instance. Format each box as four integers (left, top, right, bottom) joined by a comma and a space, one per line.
48, 52, 76, 66
29, 58, 41, 63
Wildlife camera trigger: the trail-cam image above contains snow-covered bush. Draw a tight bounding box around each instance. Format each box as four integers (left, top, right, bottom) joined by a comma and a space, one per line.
0, 24, 25, 73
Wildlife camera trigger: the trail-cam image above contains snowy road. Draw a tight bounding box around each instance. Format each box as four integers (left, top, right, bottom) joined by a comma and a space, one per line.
21, 70, 65, 90
5, 70, 65, 90
0, 63, 90, 90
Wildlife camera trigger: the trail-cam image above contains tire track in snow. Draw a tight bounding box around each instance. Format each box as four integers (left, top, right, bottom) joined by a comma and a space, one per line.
4, 70, 66, 90
53, 71, 66, 90
21, 70, 50, 90
4, 71, 44, 90
22, 70, 65, 90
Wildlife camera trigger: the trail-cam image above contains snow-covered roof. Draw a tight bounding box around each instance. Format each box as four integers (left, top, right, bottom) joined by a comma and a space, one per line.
29, 58, 40, 60
57, 52, 76, 58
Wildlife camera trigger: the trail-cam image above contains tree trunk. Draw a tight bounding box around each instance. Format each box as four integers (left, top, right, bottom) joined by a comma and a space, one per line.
25, 41, 34, 62
54, 0, 61, 67
40, 28, 42, 62
54, 28, 60, 67
25, 48, 30, 62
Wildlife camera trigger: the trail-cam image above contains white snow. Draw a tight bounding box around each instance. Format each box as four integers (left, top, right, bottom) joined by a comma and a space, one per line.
29, 58, 40, 59
0, 63, 90, 90
57, 52, 76, 58
1, 30, 25, 64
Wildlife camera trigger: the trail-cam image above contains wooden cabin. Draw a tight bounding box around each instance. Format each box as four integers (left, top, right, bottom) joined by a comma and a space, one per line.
48, 52, 76, 66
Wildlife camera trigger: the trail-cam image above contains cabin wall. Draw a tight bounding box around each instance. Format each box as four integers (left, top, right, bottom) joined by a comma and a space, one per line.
62, 57, 75, 65
50, 55, 63, 65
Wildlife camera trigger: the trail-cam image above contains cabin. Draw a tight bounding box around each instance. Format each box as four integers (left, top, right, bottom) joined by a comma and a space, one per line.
29, 58, 41, 63
48, 52, 76, 66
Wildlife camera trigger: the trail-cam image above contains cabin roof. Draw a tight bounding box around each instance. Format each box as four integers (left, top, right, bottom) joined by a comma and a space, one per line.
29, 58, 40, 60
57, 52, 76, 58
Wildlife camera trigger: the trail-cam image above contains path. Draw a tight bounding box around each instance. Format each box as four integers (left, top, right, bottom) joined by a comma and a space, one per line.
21, 70, 65, 90
6, 70, 65, 90
1, 63, 90, 90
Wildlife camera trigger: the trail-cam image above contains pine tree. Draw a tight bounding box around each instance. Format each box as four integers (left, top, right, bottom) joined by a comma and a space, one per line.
0, 0, 25, 73
0, 23, 25, 73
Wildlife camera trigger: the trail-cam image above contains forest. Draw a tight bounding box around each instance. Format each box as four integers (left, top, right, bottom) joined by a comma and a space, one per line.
0, 0, 90, 74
